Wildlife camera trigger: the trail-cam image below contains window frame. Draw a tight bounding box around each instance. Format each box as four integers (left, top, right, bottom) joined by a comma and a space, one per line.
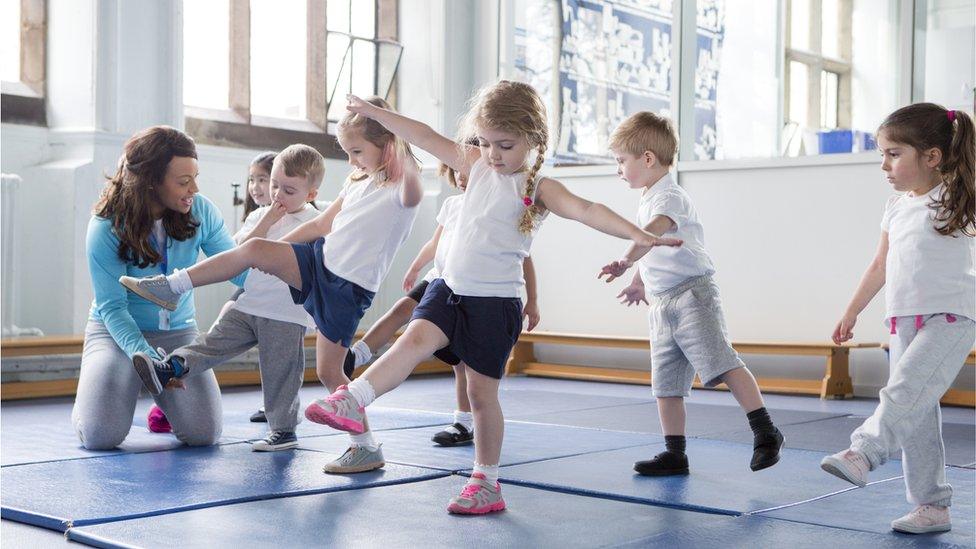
183, 0, 400, 158
1, 0, 46, 126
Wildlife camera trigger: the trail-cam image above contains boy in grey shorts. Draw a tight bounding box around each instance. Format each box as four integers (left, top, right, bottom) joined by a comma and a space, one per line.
600, 112, 783, 475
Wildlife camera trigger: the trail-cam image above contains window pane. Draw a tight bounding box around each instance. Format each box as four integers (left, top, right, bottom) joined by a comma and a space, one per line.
820, 70, 838, 128
251, 0, 307, 119
327, 0, 350, 33
351, 0, 375, 38
919, 0, 975, 116
375, 41, 403, 99
183, 0, 229, 109
789, 0, 810, 51
351, 39, 376, 96
849, 1, 900, 132
327, 33, 351, 108
1, 0, 19, 83
821, 0, 839, 58
788, 61, 809, 125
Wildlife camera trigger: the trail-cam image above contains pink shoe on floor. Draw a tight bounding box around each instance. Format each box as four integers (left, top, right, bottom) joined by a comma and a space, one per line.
146, 405, 171, 433
304, 385, 366, 434
447, 473, 506, 515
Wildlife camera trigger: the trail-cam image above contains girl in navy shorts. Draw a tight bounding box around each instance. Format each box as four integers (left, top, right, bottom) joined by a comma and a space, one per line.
307, 82, 682, 514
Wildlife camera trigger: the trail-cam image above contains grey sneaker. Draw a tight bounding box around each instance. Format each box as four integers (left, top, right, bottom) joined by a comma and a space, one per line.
323, 444, 384, 474
447, 473, 506, 514
891, 505, 951, 534
133, 348, 186, 396
251, 430, 298, 452
120, 274, 181, 311
820, 449, 870, 487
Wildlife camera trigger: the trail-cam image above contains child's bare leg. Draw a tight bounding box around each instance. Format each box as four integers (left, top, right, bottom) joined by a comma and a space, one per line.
187, 239, 302, 290
357, 319, 449, 397
719, 367, 782, 471
360, 297, 418, 353
315, 333, 351, 391
466, 366, 503, 466
657, 397, 686, 435
634, 396, 690, 476
720, 367, 765, 413
454, 364, 471, 413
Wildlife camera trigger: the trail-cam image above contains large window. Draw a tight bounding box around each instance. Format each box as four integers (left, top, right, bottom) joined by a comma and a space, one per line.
1, 0, 45, 126
915, 0, 975, 112
183, 0, 402, 155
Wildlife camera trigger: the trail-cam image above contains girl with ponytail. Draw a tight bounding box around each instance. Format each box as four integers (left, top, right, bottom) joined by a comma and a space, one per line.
824, 103, 975, 534
307, 81, 682, 515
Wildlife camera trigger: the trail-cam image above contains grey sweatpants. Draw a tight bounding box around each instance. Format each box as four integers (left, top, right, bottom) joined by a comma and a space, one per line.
851, 313, 975, 507
174, 308, 306, 431
72, 321, 223, 450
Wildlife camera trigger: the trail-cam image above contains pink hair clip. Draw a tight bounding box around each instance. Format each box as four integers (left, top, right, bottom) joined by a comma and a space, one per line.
948, 110, 957, 122
523, 196, 533, 206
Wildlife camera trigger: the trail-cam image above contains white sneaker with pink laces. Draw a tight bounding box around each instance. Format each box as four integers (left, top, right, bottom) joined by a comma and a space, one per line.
820, 449, 870, 487
446, 473, 506, 515
891, 505, 951, 534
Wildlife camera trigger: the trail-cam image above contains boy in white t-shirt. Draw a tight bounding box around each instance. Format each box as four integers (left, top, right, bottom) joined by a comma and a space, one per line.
600, 112, 784, 476
131, 145, 323, 452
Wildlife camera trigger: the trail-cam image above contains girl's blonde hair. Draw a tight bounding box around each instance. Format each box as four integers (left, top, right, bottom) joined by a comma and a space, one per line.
879, 103, 975, 237
338, 96, 417, 186
462, 80, 549, 234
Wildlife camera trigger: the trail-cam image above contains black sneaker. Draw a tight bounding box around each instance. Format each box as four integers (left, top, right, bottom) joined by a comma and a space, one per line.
751, 427, 784, 471
634, 450, 689, 476
343, 350, 357, 379
431, 423, 474, 447
249, 407, 267, 423
132, 348, 186, 396
251, 430, 298, 452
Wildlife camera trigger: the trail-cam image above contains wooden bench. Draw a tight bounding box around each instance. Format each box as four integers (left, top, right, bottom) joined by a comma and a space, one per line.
879, 344, 975, 407
505, 331, 879, 400
1, 333, 452, 400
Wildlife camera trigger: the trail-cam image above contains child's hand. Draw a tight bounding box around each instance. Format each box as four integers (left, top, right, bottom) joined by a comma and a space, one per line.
523, 300, 541, 331
402, 269, 419, 292
346, 94, 375, 117
637, 231, 683, 248
165, 378, 186, 390
832, 313, 857, 344
261, 201, 288, 225
598, 259, 632, 283
617, 282, 648, 307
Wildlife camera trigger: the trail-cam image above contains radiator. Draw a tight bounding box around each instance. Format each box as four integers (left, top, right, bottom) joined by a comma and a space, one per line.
1, 173, 43, 337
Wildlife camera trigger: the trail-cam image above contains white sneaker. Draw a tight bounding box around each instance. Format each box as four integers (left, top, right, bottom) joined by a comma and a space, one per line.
820, 449, 870, 487
891, 505, 951, 534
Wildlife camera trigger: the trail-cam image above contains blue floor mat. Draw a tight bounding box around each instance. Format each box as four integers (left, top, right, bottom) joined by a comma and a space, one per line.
0, 442, 446, 532
516, 401, 848, 436
67, 476, 739, 549
1, 519, 72, 547
702, 416, 976, 467
219, 405, 452, 440
759, 467, 975, 548
300, 421, 662, 471
608, 514, 965, 549
497, 439, 906, 516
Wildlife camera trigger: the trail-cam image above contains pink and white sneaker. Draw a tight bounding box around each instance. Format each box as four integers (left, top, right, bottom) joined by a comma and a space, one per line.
891, 505, 951, 534
304, 385, 366, 434
446, 473, 506, 515
820, 449, 870, 487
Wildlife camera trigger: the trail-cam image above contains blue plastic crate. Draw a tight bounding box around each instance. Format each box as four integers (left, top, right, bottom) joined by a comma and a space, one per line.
818, 130, 853, 154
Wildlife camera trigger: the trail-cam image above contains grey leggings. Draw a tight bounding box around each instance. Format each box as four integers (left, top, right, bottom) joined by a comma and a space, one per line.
71, 321, 223, 450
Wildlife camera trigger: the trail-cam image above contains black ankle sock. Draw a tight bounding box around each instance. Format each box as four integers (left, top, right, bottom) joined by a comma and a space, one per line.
342, 350, 356, 379
664, 435, 686, 454
747, 407, 774, 434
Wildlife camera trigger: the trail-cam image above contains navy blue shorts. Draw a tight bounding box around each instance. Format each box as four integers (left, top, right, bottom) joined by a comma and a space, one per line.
405, 279, 460, 366
411, 278, 522, 379
290, 238, 375, 347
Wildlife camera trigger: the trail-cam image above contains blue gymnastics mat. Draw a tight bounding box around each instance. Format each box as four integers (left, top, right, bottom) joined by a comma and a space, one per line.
1, 519, 71, 547
608, 515, 966, 549
702, 415, 976, 467
497, 439, 906, 516
68, 476, 739, 549
759, 467, 975, 547
517, 401, 848, 436
0, 442, 447, 531
219, 405, 453, 441
300, 421, 662, 471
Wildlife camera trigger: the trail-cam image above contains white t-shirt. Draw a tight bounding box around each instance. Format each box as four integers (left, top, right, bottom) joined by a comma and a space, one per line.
324, 175, 419, 292
881, 183, 975, 320
233, 203, 319, 327
423, 194, 464, 283
636, 173, 716, 295
442, 158, 548, 297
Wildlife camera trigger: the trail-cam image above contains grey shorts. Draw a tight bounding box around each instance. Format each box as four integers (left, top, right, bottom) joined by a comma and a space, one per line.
649, 275, 744, 397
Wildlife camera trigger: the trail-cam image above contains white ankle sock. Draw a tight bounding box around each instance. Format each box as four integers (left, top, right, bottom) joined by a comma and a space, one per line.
165, 269, 194, 294
349, 431, 378, 451
472, 463, 499, 484
350, 340, 373, 367
453, 410, 473, 431
346, 378, 376, 407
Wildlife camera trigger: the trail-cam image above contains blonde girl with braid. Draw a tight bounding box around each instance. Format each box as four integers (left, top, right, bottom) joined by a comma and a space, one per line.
306, 80, 682, 515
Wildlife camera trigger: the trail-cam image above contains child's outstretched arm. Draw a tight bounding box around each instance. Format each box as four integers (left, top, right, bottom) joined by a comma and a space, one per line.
832, 231, 888, 344
281, 197, 343, 244
599, 214, 676, 283
523, 255, 541, 331
536, 177, 682, 246
403, 225, 443, 291
346, 95, 479, 176
398, 152, 424, 208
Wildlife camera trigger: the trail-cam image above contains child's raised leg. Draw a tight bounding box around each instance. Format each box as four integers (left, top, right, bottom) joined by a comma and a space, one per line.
447, 366, 505, 515
635, 397, 689, 476
433, 363, 474, 446
720, 366, 784, 471
345, 296, 418, 376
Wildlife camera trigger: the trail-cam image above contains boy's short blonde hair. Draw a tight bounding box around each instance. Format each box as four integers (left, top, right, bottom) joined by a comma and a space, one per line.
609, 112, 679, 167
275, 144, 325, 190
